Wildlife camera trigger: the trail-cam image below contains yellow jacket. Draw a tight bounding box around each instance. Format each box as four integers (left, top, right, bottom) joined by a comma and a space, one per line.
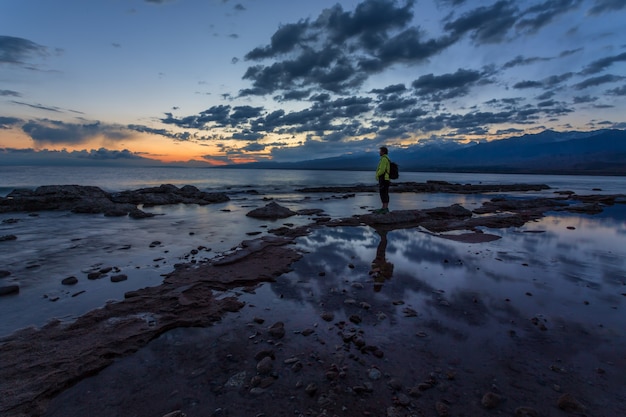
376, 154, 390, 181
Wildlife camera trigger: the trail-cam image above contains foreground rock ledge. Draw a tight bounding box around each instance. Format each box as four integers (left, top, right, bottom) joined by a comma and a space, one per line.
0, 236, 302, 417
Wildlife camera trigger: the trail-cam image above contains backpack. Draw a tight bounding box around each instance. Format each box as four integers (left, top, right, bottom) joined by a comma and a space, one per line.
389, 161, 399, 180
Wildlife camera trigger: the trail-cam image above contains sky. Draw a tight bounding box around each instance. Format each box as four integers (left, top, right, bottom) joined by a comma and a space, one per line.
1, 0, 625, 167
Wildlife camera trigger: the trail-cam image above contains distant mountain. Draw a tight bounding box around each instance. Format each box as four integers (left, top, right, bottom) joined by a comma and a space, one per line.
225, 129, 626, 176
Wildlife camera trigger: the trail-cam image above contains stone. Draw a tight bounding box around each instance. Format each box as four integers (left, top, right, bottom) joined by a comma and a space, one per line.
305, 383, 318, 396
321, 312, 334, 321
514, 406, 539, 417
268, 321, 285, 339
246, 202, 297, 219
256, 356, 273, 375
557, 393, 585, 412
111, 274, 128, 283
62, 276, 78, 285
0, 285, 20, 296
481, 391, 502, 409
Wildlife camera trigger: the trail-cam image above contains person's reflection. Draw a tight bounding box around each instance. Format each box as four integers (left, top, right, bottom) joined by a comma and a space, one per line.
370, 229, 394, 292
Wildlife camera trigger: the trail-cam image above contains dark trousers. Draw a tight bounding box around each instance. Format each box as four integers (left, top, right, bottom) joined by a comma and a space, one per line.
378, 178, 390, 204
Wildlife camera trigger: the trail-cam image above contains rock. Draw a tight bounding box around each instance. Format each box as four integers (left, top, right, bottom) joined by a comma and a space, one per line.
111, 274, 128, 283
435, 401, 450, 416
87, 272, 103, 280
368, 368, 382, 380
256, 356, 273, 375
305, 383, 318, 396
0, 270, 11, 278
349, 314, 362, 324
268, 321, 286, 339
321, 312, 334, 321
224, 371, 247, 388
481, 391, 502, 409
0, 184, 229, 215
246, 202, 297, 219
514, 406, 539, 417
557, 393, 585, 412
0, 285, 20, 296
0, 234, 17, 242
62, 276, 78, 285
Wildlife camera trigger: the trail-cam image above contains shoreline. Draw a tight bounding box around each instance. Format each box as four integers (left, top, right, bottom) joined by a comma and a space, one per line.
1, 184, 625, 416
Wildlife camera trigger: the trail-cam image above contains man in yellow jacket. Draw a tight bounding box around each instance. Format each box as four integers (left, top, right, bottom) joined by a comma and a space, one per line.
375, 146, 390, 214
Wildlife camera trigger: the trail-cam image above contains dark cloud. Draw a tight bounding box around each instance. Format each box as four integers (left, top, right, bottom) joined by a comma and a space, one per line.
516, 0, 584, 34
588, 0, 626, 15
513, 72, 573, 89
242, 0, 454, 95
21, 119, 132, 145
502, 55, 551, 69
0, 116, 22, 129
0, 147, 158, 167
580, 52, 626, 75
411, 68, 483, 99
607, 85, 626, 96
11, 100, 63, 113
127, 124, 187, 140
0, 36, 48, 65
573, 74, 625, 89
443, 1, 519, 44
1, 89, 21, 97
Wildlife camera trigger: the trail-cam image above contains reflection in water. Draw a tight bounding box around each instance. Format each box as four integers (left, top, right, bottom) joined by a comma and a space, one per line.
370, 229, 394, 291
286, 207, 626, 337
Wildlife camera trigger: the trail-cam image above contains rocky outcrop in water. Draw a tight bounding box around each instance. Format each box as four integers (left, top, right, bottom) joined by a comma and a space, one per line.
297, 180, 551, 194
0, 184, 229, 217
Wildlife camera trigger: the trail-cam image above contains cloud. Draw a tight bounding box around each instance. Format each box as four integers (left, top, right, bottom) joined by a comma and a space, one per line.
588, 0, 626, 15
411, 68, 483, 99
580, 52, 626, 75
21, 119, 133, 145
443, 1, 519, 44
607, 85, 626, 96
0, 116, 23, 129
0, 35, 48, 65
149, 0, 626, 164
573, 74, 625, 90
1, 89, 21, 97
241, 0, 456, 95
0, 147, 161, 167
516, 0, 584, 34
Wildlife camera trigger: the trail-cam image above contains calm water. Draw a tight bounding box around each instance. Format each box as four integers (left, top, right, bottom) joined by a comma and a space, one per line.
1, 166, 625, 196
0, 167, 625, 337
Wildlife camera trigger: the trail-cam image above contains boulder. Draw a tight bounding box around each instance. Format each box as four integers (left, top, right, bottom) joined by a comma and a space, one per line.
246, 202, 297, 219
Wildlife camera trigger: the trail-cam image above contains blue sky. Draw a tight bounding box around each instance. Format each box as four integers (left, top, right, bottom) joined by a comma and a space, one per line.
1, 0, 625, 166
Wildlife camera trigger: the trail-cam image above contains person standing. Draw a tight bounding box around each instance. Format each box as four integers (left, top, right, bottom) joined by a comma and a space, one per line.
375, 146, 390, 214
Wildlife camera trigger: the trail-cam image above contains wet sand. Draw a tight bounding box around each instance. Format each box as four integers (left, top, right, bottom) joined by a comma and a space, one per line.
1, 191, 625, 417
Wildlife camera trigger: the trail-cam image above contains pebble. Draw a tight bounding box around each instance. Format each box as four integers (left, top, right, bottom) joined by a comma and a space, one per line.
305, 383, 318, 396
481, 391, 502, 409
320, 312, 334, 321
435, 401, 450, 416
368, 368, 382, 380
557, 393, 585, 412
256, 356, 273, 374
268, 322, 285, 339
514, 406, 539, 416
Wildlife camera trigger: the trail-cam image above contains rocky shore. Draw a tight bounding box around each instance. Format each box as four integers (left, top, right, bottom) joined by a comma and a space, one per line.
1, 182, 625, 417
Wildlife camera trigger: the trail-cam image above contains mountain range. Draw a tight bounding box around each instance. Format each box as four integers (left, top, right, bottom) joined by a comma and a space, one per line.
226, 129, 626, 176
